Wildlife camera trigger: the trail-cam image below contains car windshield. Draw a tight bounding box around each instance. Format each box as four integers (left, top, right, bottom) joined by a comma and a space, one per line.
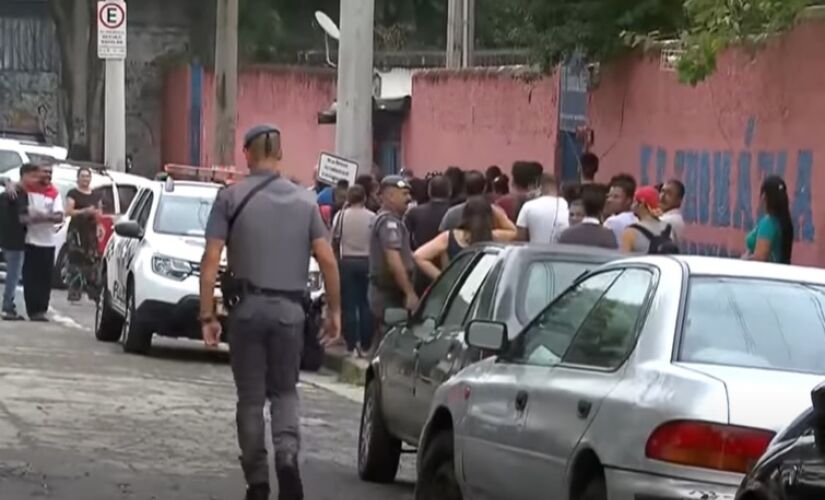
680, 277, 825, 375
0, 149, 23, 173
153, 194, 215, 236
521, 260, 601, 321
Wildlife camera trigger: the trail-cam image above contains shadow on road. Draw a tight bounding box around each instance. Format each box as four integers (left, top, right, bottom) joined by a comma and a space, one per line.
147, 342, 230, 365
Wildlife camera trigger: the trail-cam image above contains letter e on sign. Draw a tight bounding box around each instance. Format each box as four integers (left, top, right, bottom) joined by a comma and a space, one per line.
97, 1, 127, 60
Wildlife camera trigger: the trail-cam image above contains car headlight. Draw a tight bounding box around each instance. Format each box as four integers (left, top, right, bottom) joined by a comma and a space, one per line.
152, 255, 193, 281
308, 271, 323, 292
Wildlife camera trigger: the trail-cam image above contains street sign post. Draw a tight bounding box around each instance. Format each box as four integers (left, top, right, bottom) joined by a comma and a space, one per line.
98, 0, 127, 172
97, 0, 127, 60
318, 152, 358, 186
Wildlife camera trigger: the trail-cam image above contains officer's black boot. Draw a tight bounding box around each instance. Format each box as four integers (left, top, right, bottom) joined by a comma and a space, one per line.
275, 452, 304, 500
245, 483, 270, 500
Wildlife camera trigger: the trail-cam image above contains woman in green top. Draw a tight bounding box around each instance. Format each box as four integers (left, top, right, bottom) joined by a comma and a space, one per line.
744, 175, 794, 264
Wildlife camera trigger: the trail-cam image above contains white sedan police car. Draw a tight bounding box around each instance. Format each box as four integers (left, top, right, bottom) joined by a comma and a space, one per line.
96, 177, 324, 354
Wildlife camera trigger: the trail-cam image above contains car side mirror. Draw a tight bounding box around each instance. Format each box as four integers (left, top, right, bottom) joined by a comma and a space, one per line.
114, 220, 143, 239
465, 320, 508, 353
383, 307, 408, 326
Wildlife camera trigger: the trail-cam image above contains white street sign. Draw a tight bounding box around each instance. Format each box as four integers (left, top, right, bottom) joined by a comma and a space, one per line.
97, 1, 127, 60
318, 152, 358, 186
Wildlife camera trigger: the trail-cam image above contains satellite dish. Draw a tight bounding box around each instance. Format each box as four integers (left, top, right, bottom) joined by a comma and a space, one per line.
315, 11, 340, 41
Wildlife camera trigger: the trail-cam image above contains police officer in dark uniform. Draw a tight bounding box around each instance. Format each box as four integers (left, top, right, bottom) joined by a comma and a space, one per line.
199, 125, 341, 500
368, 175, 418, 355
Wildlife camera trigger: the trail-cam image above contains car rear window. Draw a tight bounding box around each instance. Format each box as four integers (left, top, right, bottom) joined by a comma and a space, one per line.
680, 277, 825, 374
521, 260, 598, 322
0, 150, 23, 173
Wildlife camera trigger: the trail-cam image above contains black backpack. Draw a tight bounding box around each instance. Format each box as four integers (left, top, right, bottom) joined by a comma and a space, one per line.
631, 224, 680, 255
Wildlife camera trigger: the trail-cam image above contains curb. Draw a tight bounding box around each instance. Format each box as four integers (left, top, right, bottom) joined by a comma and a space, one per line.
321, 347, 369, 386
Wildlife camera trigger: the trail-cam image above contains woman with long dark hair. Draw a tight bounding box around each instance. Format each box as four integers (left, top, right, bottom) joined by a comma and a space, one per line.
65, 167, 103, 302
413, 196, 516, 280
745, 175, 793, 264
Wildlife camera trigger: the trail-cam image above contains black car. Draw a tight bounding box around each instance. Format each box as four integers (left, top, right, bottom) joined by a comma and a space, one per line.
736, 382, 825, 500
357, 243, 620, 483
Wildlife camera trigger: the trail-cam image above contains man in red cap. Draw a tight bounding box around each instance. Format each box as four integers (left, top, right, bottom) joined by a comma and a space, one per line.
619, 186, 680, 254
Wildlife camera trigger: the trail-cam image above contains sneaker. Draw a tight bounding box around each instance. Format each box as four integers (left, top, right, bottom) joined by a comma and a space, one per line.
28, 313, 49, 322
244, 483, 270, 500
2, 311, 24, 321
67, 289, 82, 302
275, 453, 303, 500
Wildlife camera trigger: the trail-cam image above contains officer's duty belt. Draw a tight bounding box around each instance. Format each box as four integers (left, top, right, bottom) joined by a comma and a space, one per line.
240, 283, 305, 303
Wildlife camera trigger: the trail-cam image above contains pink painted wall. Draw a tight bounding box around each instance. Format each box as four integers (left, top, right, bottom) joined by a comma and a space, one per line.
199, 67, 336, 184
403, 69, 559, 173
161, 66, 191, 166
588, 18, 825, 267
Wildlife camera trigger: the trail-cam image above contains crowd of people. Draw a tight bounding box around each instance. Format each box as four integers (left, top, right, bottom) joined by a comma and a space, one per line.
0, 163, 102, 322
313, 152, 797, 358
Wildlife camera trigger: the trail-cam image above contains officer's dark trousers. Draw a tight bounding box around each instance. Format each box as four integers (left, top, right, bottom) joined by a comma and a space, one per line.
339, 256, 372, 351
22, 244, 54, 317
228, 294, 304, 486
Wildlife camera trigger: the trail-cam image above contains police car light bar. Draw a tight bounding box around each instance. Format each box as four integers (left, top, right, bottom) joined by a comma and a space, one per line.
162, 164, 243, 185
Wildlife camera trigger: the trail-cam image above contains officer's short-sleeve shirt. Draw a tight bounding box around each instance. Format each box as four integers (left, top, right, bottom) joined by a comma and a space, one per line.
368, 210, 414, 285
205, 172, 327, 292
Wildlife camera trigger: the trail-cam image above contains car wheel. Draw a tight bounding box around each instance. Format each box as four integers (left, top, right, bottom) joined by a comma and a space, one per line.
414, 430, 462, 500
121, 281, 152, 354
52, 245, 68, 289
578, 475, 607, 500
94, 283, 123, 342
357, 379, 401, 483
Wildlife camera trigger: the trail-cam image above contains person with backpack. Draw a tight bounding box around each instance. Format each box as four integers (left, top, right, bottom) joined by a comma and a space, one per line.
620, 186, 680, 255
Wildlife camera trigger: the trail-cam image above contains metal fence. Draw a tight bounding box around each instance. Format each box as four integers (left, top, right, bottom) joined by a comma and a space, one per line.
0, 15, 59, 72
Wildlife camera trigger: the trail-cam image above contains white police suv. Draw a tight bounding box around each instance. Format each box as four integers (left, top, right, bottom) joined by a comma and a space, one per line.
95, 175, 325, 354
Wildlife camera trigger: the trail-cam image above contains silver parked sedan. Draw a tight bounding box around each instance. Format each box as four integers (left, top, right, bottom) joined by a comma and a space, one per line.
415, 256, 825, 500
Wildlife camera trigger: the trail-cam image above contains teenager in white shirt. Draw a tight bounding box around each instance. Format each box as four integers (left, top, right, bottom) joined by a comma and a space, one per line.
603, 173, 638, 244
659, 179, 686, 243
516, 173, 570, 244
21, 164, 64, 321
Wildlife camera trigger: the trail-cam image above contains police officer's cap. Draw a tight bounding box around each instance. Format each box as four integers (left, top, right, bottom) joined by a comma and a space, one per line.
243, 124, 280, 149
380, 175, 411, 193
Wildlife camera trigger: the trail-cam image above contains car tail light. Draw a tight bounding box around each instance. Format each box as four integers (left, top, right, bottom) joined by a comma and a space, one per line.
645, 420, 774, 474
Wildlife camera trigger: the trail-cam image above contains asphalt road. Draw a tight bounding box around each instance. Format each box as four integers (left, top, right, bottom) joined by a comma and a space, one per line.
0, 288, 415, 499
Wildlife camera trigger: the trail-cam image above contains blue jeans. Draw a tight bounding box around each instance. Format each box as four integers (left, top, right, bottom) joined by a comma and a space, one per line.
340, 257, 373, 351
3, 250, 23, 313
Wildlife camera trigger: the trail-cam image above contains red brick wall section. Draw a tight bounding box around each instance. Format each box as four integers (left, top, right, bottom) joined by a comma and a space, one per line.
403, 68, 559, 175
588, 18, 825, 266
161, 65, 191, 166
200, 66, 337, 184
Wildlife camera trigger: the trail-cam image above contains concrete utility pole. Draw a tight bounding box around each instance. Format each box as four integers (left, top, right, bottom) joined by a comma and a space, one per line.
104, 60, 126, 171
213, 0, 239, 167
335, 0, 375, 175
98, 0, 128, 171
446, 0, 474, 69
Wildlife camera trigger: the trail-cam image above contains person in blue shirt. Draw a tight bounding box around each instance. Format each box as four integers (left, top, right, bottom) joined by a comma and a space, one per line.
744, 175, 794, 264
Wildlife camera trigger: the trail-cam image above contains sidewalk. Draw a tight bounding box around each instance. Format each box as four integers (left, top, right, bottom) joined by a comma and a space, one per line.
321, 344, 369, 386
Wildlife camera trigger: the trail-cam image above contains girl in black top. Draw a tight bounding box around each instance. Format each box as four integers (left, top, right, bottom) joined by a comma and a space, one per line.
65, 167, 103, 302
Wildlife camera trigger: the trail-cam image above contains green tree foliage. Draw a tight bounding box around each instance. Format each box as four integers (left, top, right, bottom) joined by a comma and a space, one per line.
508, 0, 813, 84
237, 0, 446, 62
490, 0, 684, 70
677, 0, 810, 84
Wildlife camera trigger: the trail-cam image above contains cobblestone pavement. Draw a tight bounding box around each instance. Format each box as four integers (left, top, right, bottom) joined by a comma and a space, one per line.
0, 289, 414, 499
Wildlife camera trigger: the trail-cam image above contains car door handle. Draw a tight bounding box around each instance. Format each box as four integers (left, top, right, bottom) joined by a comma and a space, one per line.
577, 399, 592, 419
515, 391, 529, 412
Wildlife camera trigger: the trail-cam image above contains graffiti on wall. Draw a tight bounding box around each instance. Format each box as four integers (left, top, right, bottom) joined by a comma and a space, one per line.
638, 118, 815, 257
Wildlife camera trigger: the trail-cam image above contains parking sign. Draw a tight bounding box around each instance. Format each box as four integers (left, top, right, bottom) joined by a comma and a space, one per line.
97, 1, 127, 60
